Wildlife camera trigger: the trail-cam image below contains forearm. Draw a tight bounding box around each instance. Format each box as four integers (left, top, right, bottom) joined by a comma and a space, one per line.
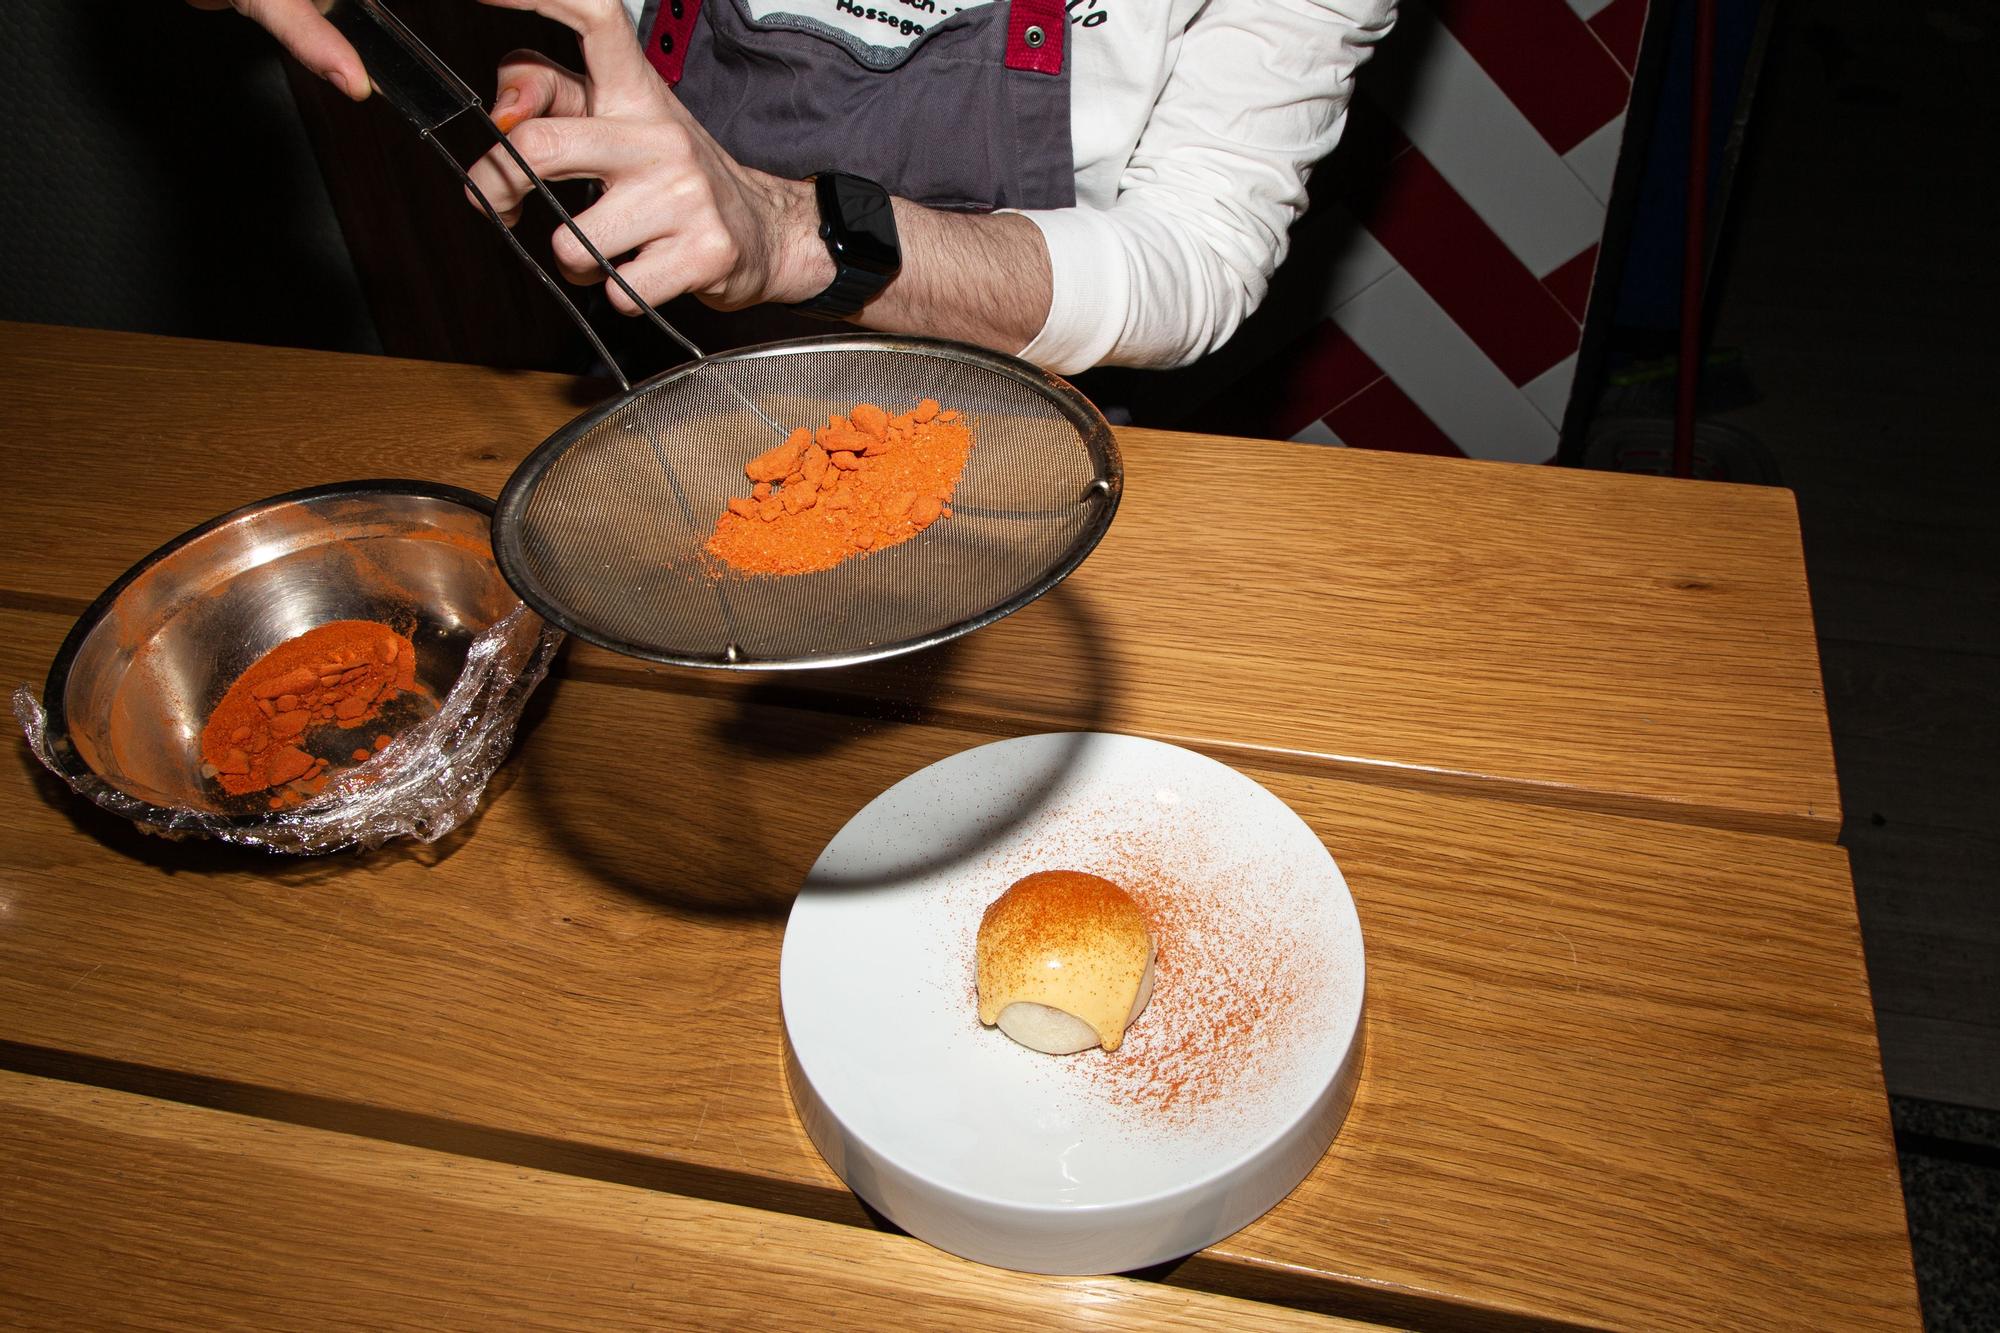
862, 201, 1051, 353
761, 179, 1053, 355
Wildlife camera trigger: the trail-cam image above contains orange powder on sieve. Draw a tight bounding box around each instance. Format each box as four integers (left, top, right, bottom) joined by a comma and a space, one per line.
198, 620, 416, 806
705, 398, 972, 576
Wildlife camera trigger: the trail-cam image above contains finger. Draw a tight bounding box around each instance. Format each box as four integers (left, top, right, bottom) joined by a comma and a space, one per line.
492, 49, 587, 132
464, 116, 655, 226
546, 188, 682, 286
464, 132, 539, 226
601, 229, 746, 316
478, 0, 664, 115
600, 243, 702, 316
223, 0, 371, 100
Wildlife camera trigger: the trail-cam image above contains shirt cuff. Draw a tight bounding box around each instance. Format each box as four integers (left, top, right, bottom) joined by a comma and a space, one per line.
1008, 207, 1130, 376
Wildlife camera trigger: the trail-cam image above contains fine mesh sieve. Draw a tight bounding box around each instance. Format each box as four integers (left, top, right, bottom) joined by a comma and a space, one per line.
332, 0, 1122, 669
494, 337, 1118, 668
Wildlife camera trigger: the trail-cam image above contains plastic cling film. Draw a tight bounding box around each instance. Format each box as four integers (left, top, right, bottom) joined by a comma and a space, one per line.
15, 606, 563, 856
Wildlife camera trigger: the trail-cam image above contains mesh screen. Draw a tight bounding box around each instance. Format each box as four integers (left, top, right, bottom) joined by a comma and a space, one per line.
496, 339, 1119, 667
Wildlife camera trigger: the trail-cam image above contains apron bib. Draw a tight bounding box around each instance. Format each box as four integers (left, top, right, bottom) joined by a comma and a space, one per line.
638, 0, 1077, 211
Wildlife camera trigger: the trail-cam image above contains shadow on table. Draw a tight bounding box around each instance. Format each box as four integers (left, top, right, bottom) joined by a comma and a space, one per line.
517, 582, 1123, 920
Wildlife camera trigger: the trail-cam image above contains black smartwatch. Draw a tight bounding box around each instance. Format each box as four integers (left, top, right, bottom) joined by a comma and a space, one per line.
792, 171, 902, 321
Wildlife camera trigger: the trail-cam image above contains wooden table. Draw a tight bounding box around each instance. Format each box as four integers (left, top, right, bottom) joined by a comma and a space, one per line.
0, 323, 1917, 1329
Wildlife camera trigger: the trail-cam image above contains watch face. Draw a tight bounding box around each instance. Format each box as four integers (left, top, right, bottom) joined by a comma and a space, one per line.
820, 173, 902, 278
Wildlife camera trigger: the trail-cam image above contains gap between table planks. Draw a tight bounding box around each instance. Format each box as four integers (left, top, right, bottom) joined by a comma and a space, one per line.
0, 600, 1914, 1330
0, 1071, 1381, 1333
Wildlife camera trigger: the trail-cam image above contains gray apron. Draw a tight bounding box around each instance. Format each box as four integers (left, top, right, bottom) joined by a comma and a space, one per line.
638, 0, 1076, 212
612, 0, 1076, 355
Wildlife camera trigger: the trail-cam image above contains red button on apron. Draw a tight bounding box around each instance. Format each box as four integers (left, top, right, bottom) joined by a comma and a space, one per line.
1005, 0, 1065, 75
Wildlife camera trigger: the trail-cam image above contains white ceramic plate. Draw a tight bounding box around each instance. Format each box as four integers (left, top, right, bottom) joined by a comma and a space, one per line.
780, 732, 1366, 1274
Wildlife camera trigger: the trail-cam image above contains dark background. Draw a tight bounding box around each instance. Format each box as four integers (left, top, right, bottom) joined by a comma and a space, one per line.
0, 2, 376, 352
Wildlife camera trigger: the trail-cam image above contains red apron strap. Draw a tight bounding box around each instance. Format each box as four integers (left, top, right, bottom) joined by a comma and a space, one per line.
644, 0, 703, 84
1004, 0, 1064, 75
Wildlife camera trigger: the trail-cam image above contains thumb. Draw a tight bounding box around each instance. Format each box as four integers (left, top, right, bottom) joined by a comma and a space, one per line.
492, 50, 589, 131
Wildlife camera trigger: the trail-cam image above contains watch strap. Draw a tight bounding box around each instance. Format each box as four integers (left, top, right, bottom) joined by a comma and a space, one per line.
791, 172, 900, 321
793, 260, 890, 322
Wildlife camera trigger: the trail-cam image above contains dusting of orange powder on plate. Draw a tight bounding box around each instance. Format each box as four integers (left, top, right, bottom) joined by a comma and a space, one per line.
705, 398, 971, 576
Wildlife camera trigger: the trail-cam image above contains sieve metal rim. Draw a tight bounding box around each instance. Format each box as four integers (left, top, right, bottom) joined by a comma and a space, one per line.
491, 334, 1123, 672
38, 478, 501, 831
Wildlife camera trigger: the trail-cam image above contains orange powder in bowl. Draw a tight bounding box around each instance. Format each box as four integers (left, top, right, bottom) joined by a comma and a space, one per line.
198, 619, 417, 807
705, 398, 973, 576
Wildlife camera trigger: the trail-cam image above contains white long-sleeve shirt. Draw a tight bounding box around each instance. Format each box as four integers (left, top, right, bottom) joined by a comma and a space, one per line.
627, 0, 1397, 372
1019, 0, 1394, 372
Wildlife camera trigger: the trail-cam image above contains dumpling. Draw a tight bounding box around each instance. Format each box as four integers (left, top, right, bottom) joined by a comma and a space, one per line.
976, 870, 1155, 1054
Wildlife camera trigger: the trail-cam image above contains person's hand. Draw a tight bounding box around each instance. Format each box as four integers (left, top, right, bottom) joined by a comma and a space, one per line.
467, 0, 823, 314
186, 0, 372, 100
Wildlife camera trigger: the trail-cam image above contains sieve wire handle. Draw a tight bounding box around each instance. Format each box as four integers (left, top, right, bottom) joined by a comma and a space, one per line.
322, 0, 767, 657
321, 0, 709, 389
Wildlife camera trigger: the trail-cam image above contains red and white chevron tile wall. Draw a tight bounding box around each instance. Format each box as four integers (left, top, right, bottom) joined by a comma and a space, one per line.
1229, 0, 1651, 464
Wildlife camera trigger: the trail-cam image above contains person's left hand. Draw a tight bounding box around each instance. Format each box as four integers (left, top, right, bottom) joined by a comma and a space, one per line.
466, 0, 818, 314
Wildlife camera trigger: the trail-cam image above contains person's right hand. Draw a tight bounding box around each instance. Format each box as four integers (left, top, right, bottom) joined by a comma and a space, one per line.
187, 0, 372, 101
464, 0, 824, 316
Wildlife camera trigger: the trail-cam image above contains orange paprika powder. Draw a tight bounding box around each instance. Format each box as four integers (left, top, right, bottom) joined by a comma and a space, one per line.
705, 398, 972, 576
198, 620, 417, 807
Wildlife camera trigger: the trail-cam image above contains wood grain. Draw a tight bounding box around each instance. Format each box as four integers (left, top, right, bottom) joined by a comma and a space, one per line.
0, 1072, 1372, 1332
0, 601, 1916, 1331
0, 321, 1840, 838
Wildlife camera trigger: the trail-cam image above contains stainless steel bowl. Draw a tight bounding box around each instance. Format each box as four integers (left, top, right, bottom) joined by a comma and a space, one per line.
40, 480, 536, 828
